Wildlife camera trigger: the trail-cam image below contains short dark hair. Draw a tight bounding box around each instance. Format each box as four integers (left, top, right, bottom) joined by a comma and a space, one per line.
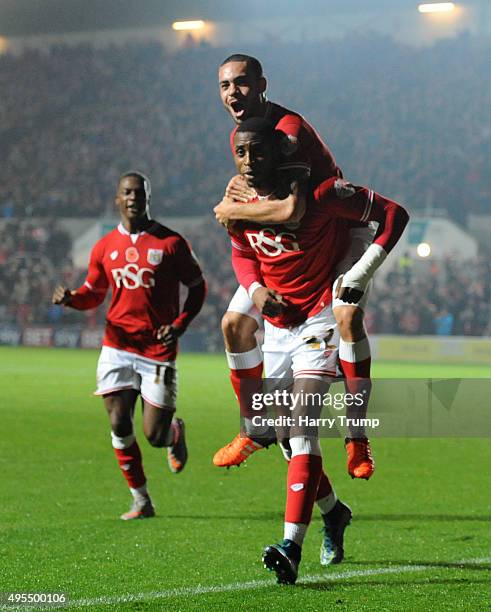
119, 171, 152, 201
236, 117, 275, 137
220, 54, 263, 79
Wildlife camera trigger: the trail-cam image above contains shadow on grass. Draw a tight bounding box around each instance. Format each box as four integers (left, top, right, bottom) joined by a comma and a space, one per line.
345, 560, 491, 571
164, 512, 284, 521
161, 512, 490, 523
356, 514, 491, 522
298, 577, 491, 591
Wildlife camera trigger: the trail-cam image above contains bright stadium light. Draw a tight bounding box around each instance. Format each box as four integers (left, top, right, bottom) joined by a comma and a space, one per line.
418, 3, 455, 13
417, 242, 432, 258
172, 20, 205, 31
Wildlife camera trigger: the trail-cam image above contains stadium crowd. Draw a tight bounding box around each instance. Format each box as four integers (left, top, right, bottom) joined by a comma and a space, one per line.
0, 219, 489, 339
1, 34, 489, 342
1, 34, 489, 224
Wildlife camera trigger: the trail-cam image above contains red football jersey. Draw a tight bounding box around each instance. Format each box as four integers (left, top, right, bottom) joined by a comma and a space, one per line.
71, 222, 204, 361
231, 178, 408, 327
229, 101, 341, 186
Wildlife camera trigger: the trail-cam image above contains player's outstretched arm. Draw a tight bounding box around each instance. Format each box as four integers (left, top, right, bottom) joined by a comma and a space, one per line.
53, 240, 109, 310
52, 282, 107, 310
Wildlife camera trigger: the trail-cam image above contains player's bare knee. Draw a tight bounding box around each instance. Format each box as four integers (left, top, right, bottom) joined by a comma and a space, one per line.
104, 399, 132, 436
143, 409, 173, 447
111, 418, 133, 438
145, 428, 167, 448
221, 311, 258, 352
334, 306, 365, 342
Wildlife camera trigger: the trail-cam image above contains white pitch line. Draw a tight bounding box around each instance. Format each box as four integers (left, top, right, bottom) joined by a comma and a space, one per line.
3, 557, 490, 611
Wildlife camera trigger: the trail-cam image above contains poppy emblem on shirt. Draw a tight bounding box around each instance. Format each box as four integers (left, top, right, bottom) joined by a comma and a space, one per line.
125, 247, 139, 263
110, 250, 118, 261
147, 249, 163, 265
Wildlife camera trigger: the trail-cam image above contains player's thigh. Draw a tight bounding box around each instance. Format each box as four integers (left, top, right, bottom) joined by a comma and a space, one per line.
102, 389, 139, 435
261, 321, 294, 438
225, 286, 262, 327
289, 375, 330, 439
136, 357, 178, 413
291, 306, 340, 381
95, 346, 139, 433
142, 401, 174, 446
332, 302, 366, 341
136, 358, 177, 445
262, 320, 294, 384
332, 277, 371, 314
95, 346, 139, 397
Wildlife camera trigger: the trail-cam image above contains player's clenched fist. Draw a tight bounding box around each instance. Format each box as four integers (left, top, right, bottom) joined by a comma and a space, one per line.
52, 285, 74, 305
251, 287, 287, 318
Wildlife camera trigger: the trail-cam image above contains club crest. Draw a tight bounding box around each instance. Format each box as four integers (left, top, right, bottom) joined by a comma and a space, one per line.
147, 249, 163, 265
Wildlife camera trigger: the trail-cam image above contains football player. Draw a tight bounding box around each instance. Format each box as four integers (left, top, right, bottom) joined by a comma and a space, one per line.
52, 172, 206, 519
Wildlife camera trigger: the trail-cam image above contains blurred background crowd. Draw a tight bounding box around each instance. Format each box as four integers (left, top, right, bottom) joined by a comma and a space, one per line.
0, 34, 490, 343
1, 35, 489, 222
1, 218, 489, 343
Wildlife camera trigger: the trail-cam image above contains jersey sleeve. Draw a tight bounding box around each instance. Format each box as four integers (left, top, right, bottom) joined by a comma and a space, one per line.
69, 239, 109, 310
171, 237, 206, 331
229, 231, 262, 291
174, 238, 205, 288
314, 178, 410, 253
275, 114, 313, 180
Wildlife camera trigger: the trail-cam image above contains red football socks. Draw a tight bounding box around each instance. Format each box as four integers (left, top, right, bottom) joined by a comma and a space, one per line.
285, 454, 323, 524
113, 441, 146, 489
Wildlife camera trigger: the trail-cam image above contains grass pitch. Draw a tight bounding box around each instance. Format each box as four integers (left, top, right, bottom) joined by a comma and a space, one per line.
0, 347, 490, 611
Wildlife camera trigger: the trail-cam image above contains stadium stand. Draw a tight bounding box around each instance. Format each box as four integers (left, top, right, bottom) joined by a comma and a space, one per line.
1, 35, 489, 345
1, 35, 489, 222
0, 219, 489, 341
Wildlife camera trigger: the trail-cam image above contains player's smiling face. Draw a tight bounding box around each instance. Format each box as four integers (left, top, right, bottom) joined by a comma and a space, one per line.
233, 131, 276, 190
218, 61, 266, 124
115, 176, 149, 229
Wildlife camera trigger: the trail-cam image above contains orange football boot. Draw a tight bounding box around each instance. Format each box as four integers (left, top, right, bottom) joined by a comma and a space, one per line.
213, 434, 265, 468
167, 418, 188, 474
345, 437, 375, 480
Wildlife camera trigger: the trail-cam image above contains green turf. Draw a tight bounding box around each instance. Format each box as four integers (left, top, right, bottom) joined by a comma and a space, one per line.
1, 347, 490, 611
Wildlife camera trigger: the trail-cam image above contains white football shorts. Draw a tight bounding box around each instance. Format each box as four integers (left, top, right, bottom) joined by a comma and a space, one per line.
262, 306, 340, 390
95, 346, 177, 409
